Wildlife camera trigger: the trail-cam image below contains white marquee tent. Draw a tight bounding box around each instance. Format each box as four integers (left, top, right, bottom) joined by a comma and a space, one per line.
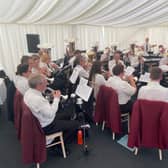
1, 0, 168, 78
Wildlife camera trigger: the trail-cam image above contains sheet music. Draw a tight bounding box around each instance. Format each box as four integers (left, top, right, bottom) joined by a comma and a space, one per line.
138, 72, 150, 83
75, 84, 92, 102
69, 68, 79, 84
79, 77, 88, 86
124, 66, 135, 76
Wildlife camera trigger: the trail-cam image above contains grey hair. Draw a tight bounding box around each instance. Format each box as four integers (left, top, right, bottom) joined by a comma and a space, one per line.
28, 73, 44, 88
75, 54, 88, 65
81, 53, 88, 61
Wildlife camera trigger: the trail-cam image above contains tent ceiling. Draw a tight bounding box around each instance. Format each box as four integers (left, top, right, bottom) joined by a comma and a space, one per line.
0, 0, 168, 27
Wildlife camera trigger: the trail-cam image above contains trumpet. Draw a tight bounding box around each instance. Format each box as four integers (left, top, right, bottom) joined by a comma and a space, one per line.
46, 87, 68, 100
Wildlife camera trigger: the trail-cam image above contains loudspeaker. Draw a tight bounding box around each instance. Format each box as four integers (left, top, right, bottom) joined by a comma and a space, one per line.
26, 34, 40, 53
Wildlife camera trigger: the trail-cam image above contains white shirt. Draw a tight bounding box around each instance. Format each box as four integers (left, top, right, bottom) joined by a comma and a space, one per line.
100, 53, 109, 62
39, 61, 51, 76
108, 59, 125, 74
14, 75, 29, 95
39, 61, 48, 69
138, 81, 168, 102
129, 56, 139, 67
24, 88, 60, 128
39, 61, 55, 73
106, 76, 136, 104
74, 65, 89, 79
31, 67, 41, 74
159, 57, 168, 66
91, 74, 106, 99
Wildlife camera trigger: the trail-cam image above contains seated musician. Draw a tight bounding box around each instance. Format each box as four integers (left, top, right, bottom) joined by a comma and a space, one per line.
39, 52, 59, 77
21, 55, 34, 70
138, 67, 168, 102
108, 51, 125, 74
158, 45, 166, 57
73, 54, 90, 79
24, 73, 80, 144
31, 54, 41, 74
159, 54, 168, 66
14, 64, 31, 95
64, 50, 81, 68
123, 44, 138, 67
100, 47, 111, 62
106, 64, 136, 113
133, 55, 149, 78
89, 61, 107, 99
69, 50, 81, 68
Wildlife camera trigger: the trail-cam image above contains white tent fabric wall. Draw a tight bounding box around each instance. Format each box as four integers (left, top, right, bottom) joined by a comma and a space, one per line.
1, 24, 168, 78
1, 0, 168, 26
0, 24, 73, 79
1, 0, 168, 78
0, 24, 168, 77
75, 25, 103, 50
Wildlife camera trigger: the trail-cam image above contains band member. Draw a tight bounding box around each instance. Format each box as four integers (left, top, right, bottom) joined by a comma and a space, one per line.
73, 54, 90, 79
133, 55, 148, 78
89, 61, 107, 99
108, 51, 125, 74
106, 64, 136, 113
158, 45, 166, 57
142, 37, 156, 55
15, 64, 31, 95
100, 47, 111, 62
138, 67, 168, 102
24, 73, 80, 143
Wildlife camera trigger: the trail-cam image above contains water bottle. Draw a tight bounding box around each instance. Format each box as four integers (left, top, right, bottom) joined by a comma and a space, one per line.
77, 130, 83, 145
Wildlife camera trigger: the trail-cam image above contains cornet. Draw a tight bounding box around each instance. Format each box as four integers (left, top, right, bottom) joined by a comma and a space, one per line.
46, 87, 68, 100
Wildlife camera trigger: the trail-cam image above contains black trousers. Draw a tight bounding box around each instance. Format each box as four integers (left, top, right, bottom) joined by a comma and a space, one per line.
119, 100, 134, 114
42, 111, 80, 143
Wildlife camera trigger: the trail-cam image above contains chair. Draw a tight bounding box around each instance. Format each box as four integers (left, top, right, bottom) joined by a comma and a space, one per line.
21, 102, 66, 168
94, 85, 129, 140
128, 99, 168, 160
14, 89, 23, 140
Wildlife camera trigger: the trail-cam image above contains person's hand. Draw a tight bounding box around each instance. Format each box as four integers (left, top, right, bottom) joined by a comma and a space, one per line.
125, 75, 134, 82
50, 62, 59, 69
40, 67, 51, 77
125, 75, 136, 88
53, 90, 61, 98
